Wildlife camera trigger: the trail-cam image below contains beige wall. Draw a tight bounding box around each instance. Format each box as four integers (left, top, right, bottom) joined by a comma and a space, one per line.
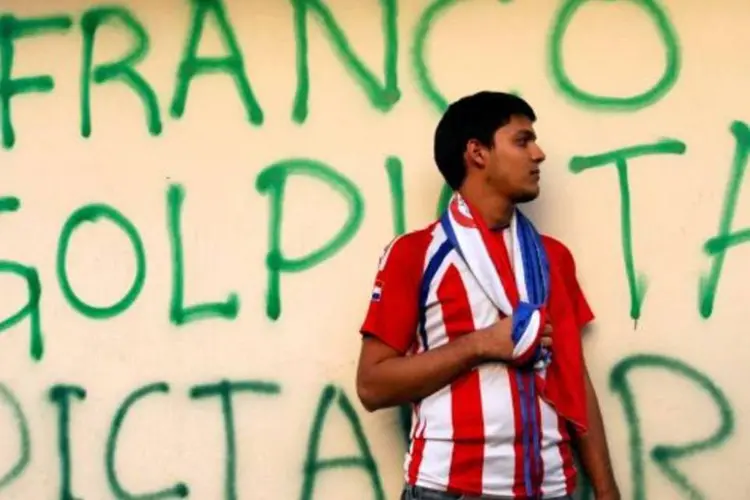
0, 0, 748, 498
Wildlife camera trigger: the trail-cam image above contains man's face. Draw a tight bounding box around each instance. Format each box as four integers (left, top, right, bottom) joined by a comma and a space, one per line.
483, 114, 546, 203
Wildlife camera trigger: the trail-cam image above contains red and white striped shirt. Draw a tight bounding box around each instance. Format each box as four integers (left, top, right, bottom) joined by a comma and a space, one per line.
360, 221, 594, 499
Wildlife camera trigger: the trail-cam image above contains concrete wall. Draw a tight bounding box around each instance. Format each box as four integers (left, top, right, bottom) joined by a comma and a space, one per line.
0, 0, 747, 498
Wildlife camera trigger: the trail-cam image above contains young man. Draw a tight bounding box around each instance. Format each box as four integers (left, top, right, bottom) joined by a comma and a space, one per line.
355, 91, 620, 500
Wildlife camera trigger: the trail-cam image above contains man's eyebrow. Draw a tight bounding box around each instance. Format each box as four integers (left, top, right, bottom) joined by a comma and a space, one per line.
515, 129, 537, 140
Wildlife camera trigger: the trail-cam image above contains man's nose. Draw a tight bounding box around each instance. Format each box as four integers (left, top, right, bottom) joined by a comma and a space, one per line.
531, 145, 546, 163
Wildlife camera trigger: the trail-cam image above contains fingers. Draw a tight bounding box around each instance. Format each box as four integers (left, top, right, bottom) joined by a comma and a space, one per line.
540, 322, 553, 347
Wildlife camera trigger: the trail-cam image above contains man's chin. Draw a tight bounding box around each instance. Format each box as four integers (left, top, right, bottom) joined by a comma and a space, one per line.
513, 189, 540, 204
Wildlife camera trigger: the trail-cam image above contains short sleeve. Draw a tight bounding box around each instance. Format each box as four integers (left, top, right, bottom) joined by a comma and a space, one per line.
544, 236, 595, 330
559, 244, 595, 330
359, 234, 424, 354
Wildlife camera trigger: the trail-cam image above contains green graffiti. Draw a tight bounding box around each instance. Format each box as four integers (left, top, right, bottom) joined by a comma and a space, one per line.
167, 184, 239, 325
289, 0, 399, 123
106, 382, 188, 499
0, 196, 44, 361
255, 158, 365, 320
170, 0, 263, 124
0, 14, 72, 149
300, 385, 384, 500
411, 0, 524, 114
610, 354, 733, 500
80, 6, 161, 138
699, 121, 750, 318
548, 0, 680, 111
569, 139, 686, 321
385, 156, 406, 235
436, 183, 452, 217
0, 384, 31, 491
411, 0, 456, 114
189, 380, 281, 500
56, 203, 146, 319
49, 384, 87, 500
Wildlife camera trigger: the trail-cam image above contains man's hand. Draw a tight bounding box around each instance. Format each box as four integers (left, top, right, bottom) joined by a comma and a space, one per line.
473, 317, 514, 361
540, 321, 553, 348
474, 317, 553, 362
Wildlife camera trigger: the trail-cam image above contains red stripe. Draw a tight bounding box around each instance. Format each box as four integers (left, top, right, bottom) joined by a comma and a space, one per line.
407, 409, 425, 485
508, 368, 526, 497
557, 418, 577, 494
438, 265, 484, 495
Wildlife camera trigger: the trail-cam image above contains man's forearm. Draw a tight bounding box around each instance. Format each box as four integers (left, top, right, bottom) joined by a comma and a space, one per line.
357, 332, 484, 411
575, 369, 620, 498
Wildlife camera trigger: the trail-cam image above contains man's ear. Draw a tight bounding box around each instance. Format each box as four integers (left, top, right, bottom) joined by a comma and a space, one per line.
465, 139, 487, 169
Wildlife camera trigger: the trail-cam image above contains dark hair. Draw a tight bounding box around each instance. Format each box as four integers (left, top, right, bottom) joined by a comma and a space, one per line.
433, 91, 536, 190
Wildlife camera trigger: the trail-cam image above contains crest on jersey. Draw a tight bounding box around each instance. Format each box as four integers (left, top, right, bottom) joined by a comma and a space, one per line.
371, 279, 383, 302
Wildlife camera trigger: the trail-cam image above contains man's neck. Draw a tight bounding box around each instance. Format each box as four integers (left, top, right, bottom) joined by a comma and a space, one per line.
458, 186, 514, 230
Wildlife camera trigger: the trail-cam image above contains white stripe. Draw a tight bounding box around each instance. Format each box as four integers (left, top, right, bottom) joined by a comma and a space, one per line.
478, 363, 517, 495
415, 438, 454, 492
417, 382, 453, 485
539, 402, 568, 497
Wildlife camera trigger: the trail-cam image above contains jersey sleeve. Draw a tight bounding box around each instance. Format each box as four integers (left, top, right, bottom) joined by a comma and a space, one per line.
559, 243, 595, 330
359, 235, 422, 354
